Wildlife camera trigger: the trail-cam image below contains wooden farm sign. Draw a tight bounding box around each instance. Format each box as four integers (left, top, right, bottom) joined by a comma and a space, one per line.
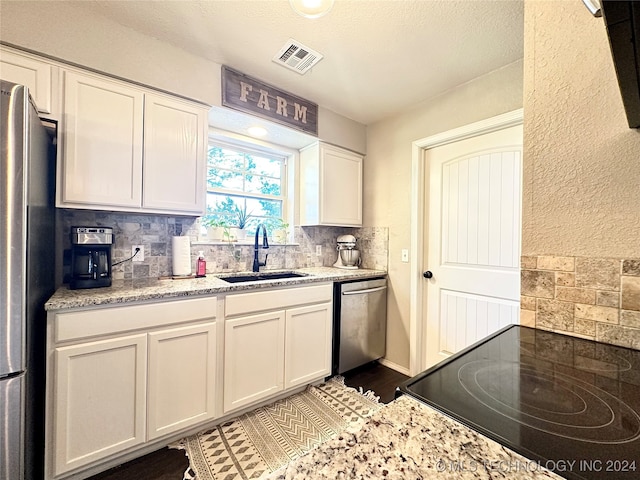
222, 66, 318, 136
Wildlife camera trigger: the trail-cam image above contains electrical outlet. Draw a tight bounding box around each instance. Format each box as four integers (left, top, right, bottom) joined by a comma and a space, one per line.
316, 245, 322, 256
401, 249, 409, 263
132, 245, 144, 262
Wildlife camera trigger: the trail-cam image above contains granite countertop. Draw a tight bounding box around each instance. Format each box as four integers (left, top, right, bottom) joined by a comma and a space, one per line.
45, 267, 387, 311
265, 395, 563, 480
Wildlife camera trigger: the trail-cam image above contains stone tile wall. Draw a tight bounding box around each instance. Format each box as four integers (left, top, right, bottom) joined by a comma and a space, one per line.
521, 255, 640, 350
57, 209, 388, 283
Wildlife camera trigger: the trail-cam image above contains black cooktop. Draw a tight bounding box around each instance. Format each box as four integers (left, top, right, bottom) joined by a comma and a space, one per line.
398, 325, 640, 480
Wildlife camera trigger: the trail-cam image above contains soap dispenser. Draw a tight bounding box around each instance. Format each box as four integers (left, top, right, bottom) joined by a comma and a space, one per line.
196, 251, 206, 277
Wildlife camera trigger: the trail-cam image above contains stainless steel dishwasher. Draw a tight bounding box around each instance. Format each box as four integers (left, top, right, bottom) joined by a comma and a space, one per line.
332, 277, 387, 374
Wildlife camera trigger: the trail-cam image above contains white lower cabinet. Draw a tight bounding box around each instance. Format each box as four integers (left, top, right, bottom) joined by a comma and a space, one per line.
53, 334, 147, 476
147, 322, 217, 440
47, 296, 218, 479
223, 311, 285, 412
223, 283, 333, 414
284, 303, 333, 389
47, 284, 333, 479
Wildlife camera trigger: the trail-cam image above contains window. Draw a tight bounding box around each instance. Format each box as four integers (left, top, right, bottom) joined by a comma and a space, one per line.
205, 140, 287, 237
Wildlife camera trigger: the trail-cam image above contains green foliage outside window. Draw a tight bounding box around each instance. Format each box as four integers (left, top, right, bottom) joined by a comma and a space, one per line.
204, 143, 286, 237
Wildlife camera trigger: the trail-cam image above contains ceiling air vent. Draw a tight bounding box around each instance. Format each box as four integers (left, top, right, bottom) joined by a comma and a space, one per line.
272, 38, 323, 74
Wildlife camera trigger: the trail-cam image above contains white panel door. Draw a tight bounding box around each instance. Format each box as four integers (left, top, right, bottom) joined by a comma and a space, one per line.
284, 302, 332, 389
320, 144, 363, 226
62, 71, 143, 208
142, 93, 206, 214
147, 322, 216, 440
424, 125, 522, 367
223, 311, 285, 413
53, 334, 147, 475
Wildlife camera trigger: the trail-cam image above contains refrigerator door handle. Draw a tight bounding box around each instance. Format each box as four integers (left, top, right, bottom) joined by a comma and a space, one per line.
0, 81, 27, 377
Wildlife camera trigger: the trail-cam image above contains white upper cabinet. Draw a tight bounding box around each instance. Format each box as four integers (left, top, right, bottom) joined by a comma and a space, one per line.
299, 142, 363, 226
142, 93, 206, 214
61, 71, 144, 208
59, 69, 208, 215
0, 46, 55, 114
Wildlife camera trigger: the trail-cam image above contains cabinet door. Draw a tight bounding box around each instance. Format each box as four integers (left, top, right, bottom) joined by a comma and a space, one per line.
0, 48, 53, 113
300, 142, 363, 226
147, 322, 217, 440
224, 311, 285, 412
53, 334, 147, 476
142, 93, 206, 214
61, 71, 143, 208
319, 144, 363, 226
284, 302, 333, 389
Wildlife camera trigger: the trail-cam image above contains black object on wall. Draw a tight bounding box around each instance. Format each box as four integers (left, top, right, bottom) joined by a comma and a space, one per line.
602, 0, 640, 128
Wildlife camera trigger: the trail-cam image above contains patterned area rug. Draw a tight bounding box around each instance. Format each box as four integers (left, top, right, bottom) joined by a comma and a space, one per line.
172, 377, 381, 480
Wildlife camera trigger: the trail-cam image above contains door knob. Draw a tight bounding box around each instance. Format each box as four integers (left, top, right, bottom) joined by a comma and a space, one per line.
423, 271, 433, 279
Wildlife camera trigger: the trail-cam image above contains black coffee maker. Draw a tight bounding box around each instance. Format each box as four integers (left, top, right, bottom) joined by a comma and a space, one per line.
69, 226, 114, 290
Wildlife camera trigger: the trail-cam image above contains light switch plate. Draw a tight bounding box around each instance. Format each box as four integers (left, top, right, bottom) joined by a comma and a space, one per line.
316, 245, 322, 256
401, 249, 409, 262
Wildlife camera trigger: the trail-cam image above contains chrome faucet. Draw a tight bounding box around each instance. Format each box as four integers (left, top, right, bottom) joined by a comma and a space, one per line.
253, 224, 269, 272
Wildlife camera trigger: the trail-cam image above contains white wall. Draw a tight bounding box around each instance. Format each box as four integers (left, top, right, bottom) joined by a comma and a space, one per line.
318, 106, 366, 154
523, 0, 640, 257
365, 61, 524, 370
0, 0, 366, 153
0, 0, 221, 106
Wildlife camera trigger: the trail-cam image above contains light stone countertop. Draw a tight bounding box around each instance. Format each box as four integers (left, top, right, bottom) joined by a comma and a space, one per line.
264, 395, 564, 480
45, 267, 387, 311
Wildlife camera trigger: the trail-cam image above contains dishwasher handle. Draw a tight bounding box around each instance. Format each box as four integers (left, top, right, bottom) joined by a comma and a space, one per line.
342, 285, 387, 296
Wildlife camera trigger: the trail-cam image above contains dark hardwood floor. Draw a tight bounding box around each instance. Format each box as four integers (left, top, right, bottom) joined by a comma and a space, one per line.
88, 448, 188, 480
341, 360, 410, 404
88, 361, 409, 480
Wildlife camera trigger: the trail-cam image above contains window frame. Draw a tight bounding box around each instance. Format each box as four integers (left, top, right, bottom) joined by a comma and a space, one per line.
204, 131, 296, 243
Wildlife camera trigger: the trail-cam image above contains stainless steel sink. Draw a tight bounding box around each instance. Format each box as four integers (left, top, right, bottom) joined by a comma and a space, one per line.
217, 271, 309, 283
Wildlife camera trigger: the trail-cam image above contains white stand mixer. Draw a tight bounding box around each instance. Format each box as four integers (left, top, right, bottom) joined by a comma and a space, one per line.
333, 234, 361, 269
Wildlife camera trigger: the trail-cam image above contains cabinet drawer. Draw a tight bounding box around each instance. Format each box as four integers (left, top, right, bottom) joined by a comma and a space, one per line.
54, 296, 217, 343
225, 283, 332, 317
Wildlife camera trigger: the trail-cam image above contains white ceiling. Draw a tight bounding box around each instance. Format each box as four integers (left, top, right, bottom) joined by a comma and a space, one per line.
77, 0, 524, 126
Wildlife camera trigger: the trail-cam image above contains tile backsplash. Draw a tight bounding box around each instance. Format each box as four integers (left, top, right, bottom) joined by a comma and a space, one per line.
57, 210, 388, 283
521, 255, 640, 350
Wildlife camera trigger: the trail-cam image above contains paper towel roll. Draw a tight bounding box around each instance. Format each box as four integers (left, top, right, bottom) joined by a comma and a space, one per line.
172, 236, 191, 276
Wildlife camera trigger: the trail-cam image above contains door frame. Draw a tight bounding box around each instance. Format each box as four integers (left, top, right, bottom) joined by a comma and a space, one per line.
408, 108, 523, 376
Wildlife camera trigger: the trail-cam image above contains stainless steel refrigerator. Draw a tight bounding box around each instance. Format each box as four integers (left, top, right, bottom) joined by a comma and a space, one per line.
1, 80, 56, 480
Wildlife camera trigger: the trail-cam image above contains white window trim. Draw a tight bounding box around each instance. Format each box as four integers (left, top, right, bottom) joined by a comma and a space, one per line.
206, 128, 297, 242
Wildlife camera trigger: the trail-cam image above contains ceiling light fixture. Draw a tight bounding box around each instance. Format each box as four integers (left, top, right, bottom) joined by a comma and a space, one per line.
247, 126, 268, 137
289, 0, 334, 19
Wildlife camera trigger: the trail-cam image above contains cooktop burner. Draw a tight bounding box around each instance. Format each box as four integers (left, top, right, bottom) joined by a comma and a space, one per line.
399, 326, 640, 480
